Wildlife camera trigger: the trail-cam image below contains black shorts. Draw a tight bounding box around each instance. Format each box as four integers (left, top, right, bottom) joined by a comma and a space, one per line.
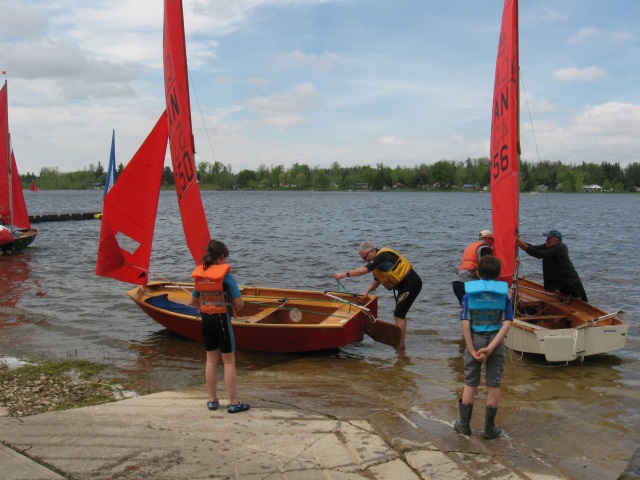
393, 272, 422, 319
201, 313, 235, 353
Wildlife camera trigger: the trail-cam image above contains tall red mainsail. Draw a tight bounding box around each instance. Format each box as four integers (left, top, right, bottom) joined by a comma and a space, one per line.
0, 81, 11, 224
0, 81, 31, 229
96, 112, 169, 284
163, 0, 210, 264
490, 0, 519, 283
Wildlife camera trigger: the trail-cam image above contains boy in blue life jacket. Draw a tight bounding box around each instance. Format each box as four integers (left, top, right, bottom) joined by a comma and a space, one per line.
454, 255, 513, 440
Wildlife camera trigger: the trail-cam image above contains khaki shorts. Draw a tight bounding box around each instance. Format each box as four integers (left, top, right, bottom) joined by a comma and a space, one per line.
463, 331, 506, 388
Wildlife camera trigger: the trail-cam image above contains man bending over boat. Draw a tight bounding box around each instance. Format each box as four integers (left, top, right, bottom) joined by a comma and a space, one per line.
516, 229, 588, 302
333, 242, 422, 349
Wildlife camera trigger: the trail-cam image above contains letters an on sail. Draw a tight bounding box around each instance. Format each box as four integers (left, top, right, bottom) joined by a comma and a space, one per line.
490, 0, 519, 283
163, 0, 210, 264
96, 112, 169, 284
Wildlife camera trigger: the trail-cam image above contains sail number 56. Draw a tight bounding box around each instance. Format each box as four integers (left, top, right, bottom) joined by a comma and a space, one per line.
492, 144, 508, 179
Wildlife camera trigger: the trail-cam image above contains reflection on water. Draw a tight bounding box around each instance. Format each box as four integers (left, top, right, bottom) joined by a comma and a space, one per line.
1, 190, 638, 475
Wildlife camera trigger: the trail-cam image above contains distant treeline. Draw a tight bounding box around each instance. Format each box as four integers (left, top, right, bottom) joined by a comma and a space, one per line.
20, 158, 640, 193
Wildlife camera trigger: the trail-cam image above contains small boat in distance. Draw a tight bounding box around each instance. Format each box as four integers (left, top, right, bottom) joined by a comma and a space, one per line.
94, 130, 117, 220
0, 79, 38, 253
96, 0, 401, 352
30, 180, 37, 192
489, 0, 628, 362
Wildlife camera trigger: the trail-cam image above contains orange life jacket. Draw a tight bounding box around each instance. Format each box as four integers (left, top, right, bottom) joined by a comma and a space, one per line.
458, 241, 489, 272
191, 264, 232, 315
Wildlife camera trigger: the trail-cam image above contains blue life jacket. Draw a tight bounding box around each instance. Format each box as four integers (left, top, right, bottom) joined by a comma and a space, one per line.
465, 280, 508, 332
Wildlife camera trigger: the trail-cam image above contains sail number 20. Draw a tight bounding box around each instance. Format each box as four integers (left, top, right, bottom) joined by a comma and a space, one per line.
492, 144, 509, 179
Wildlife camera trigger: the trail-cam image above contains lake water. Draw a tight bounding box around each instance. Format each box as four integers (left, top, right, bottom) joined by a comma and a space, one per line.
1, 189, 638, 478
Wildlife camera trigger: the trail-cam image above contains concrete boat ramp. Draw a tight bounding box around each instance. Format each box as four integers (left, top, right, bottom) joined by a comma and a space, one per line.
0, 385, 628, 480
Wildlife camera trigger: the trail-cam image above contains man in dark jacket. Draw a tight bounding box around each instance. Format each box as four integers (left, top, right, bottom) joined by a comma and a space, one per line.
516, 229, 588, 302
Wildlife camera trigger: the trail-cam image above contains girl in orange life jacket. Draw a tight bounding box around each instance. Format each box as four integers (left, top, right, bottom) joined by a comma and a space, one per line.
189, 240, 249, 414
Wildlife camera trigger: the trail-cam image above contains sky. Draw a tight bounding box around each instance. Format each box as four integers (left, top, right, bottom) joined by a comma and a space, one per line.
1, 0, 639, 175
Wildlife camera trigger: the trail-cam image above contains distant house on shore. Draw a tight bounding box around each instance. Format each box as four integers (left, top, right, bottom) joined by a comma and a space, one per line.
463, 184, 476, 190
583, 184, 603, 192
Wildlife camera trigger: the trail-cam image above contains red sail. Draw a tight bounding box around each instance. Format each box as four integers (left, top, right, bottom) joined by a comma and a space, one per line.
0, 81, 10, 224
163, 0, 210, 264
30, 180, 38, 192
96, 112, 168, 284
10, 152, 31, 229
490, 0, 519, 283
0, 81, 30, 229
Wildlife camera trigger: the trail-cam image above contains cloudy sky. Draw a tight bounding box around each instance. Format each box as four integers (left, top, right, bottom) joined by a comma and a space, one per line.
1, 0, 639, 175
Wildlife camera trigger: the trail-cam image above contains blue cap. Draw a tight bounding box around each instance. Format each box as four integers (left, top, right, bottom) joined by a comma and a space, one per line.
543, 229, 562, 241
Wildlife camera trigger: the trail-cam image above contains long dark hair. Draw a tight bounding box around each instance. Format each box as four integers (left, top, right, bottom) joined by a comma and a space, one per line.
202, 240, 229, 269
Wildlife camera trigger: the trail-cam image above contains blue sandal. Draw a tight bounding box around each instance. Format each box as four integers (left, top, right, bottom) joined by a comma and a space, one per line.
207, 400, 219, 411
227, 402, 250, 414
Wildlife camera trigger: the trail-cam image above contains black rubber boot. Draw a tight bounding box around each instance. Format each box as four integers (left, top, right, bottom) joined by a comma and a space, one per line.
454, 400, 473, 436
483, 406, 502, 439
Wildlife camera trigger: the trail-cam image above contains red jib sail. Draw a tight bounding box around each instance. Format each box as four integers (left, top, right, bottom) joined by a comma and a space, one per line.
96, 112, 168, 284
490, 0, 519, 283
163, 0, 210, 264
0, 81, 31, 229
10, 151, 31, 229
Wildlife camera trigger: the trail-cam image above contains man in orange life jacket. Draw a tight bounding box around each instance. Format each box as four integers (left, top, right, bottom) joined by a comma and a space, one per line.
189, 240, 249, 414
452, 230, 494, 305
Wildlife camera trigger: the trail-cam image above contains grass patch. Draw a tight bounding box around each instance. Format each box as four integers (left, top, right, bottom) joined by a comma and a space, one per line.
0, 359, 136, 417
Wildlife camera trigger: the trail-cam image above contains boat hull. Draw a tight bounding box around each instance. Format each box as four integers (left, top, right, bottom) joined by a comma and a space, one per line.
505, 277, 629, 362
1, 229, 38, 253
126, 282, 379, 353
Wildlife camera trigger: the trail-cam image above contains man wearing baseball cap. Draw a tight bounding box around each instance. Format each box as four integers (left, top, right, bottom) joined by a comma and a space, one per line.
516, 230, 588, 301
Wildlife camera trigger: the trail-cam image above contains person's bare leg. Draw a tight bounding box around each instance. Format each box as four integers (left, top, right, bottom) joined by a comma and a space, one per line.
205, 349, 220, 402
395, 317, 407, 348
221, 351, 237, 404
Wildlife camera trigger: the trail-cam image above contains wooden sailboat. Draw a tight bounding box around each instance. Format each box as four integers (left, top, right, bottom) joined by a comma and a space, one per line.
97, 0, 398, 353
0, 80, 37, 253
490, 0, 628, 362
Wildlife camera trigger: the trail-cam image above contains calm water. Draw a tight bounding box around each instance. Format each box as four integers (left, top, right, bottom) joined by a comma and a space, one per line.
1, 190, 639, 476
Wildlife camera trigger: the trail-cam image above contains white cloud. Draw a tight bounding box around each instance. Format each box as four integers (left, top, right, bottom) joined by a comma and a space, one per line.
378, 136, 404, 146
521, 102, 640, 165
552, 66, 608, 82
568, 26, 633, 45
244, 83, 320, 128
278, 50, 343, 72
0, 0, 48, 37
568, 27, 599, 45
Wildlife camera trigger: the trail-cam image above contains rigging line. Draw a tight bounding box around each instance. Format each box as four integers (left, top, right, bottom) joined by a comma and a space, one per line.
520, 69, 554, 225
187, 66, 238, 236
